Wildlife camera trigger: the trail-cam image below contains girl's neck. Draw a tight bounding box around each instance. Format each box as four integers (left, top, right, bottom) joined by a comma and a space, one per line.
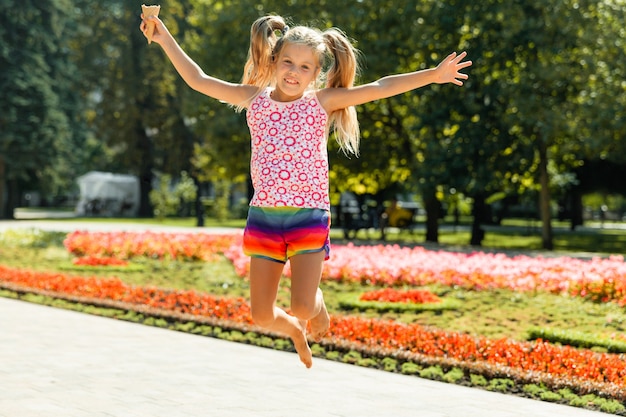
270, 87, 305, 103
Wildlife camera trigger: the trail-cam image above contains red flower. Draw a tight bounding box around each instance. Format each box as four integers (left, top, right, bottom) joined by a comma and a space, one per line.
72, 256, 129, 267
359, 288, 441, 304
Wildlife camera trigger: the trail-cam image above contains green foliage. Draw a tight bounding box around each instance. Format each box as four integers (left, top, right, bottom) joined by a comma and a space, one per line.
58, 263, 145, 273
173, 321, 196, 333
527, 327, 626, 353
4, 0, 624, 250
470, 374, 488, 387
487, 378, 514, 393
310, 343, 325, 357
523, 383, 560, 401
443, 368, 465, 383
273, 339, 292, 351
419, 365, 445, 380
597, 398, 626, 414
257, 336, 275, 348
191, 142, 241, 221
570, 394, 626, 414
337, 294, 461, 314
400, 362, 421, 375
0, 229, 66, 248
149, 171, 197, 220
341, 350, 362, 364
539, 391, 563, 403
0, 0, 88, 216
381, 357, 398, 372
356, 358, 378, 368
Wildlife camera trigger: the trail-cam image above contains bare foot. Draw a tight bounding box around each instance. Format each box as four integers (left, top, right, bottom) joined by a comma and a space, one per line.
310, 289, 330, 341
290, 319, 313, 368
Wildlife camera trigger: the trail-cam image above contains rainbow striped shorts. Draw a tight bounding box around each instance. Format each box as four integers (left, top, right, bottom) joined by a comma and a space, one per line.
243, 206, 331, 264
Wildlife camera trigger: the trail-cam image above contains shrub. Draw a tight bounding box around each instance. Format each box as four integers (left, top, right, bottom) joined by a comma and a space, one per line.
338, 294, 461, 313
488, 378, 514, 392
381, 357, 398, 372
400, 362, 421, 375
419, 365, 444, 380
443, 368, 465, 383
325, 351, 340, 361
149, 171, 197, 220
342, 350, 362, 364
540, 391, 562, 402
357, 358, 379, 368
528, 327, 626, 353
523, 384, 544, 397
470, 374, 488, 387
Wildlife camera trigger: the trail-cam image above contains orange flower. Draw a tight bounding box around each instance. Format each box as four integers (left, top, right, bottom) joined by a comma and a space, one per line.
72, 256, 129, 267
359, 288, 441, 304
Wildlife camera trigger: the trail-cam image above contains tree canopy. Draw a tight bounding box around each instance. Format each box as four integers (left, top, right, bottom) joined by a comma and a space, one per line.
2, 0, 625, 251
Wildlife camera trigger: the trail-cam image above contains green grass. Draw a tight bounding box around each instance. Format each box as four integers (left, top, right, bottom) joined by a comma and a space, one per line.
16, 215, 246, 229
333, 218, 626, 256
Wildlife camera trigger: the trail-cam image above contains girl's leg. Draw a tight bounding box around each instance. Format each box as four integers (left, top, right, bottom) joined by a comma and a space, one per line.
289, 251, 330, 341
249, 257, 313, 368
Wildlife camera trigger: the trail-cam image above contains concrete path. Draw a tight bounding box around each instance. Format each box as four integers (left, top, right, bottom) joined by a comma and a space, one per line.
0, 297, 609, 417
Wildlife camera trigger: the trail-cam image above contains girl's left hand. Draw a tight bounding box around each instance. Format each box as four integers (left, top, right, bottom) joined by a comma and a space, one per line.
435, 51, 472, 86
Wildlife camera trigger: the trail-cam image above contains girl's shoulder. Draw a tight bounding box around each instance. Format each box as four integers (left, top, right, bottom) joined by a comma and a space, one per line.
246, 87, 272, 106
313, 88, 335, 114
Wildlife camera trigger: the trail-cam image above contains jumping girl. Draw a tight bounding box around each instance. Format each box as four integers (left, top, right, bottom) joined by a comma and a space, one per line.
140, 13, 472, 368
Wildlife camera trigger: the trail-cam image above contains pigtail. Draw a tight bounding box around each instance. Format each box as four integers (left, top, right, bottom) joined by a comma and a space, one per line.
323, 29, 361, 155
242, 15, 287, 87
235, 16, 288, 112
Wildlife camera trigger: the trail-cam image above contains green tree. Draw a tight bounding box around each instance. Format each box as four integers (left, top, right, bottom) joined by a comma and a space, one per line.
494, 1, 601, 249
0, 0, 84, 218
149, 170, 197, 220
71, 0, 198, 217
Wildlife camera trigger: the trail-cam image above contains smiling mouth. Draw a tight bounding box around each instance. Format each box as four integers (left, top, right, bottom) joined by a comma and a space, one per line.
284, 78, 299, 85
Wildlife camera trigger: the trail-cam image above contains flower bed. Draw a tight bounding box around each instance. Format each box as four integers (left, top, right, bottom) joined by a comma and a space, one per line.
0, 265, 251, 323
65, 230, 626, 307
64, 230, 241, 261
72, 256, 129, 267
32, 230, 626, 404
359, 288, 441, 304
226, 243, 626, 305
1, 263, 624, 401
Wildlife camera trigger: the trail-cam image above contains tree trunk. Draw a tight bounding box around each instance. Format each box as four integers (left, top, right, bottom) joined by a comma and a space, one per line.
5, 178, 19, 220
538, 137, 553, 250
570, 188, 583, 231
137, 125, 154, 218
470, 193, 487, 246
193, 175, 205, 227
423, 188, 439, 243
0, 156, 5, 219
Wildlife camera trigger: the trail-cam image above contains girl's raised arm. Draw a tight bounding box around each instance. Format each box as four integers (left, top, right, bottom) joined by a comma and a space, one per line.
319, 51, 472, 113
140, 15, 258, 107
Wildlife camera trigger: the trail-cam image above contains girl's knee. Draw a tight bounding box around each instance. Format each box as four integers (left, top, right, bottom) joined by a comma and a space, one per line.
290, 300, 317, 321
251, 307, 275, 328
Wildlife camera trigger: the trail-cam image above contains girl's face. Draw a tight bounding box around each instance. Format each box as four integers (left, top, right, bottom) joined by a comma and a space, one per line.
272, 43, 321, 102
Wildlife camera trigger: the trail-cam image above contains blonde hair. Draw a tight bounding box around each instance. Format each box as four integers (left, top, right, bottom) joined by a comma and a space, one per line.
241, 15, 362, 155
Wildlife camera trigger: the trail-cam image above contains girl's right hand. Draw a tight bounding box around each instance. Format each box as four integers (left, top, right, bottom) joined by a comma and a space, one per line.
139, 14, 168, 45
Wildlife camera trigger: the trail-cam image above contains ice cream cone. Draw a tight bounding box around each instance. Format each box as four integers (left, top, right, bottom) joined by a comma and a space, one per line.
141, 4, 160, 44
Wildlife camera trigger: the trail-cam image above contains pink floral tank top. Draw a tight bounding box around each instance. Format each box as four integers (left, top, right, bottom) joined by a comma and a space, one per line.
246, 88, 330, 210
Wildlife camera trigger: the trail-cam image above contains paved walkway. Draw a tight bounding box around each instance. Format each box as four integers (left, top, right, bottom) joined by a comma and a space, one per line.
0, 297, 609, 417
